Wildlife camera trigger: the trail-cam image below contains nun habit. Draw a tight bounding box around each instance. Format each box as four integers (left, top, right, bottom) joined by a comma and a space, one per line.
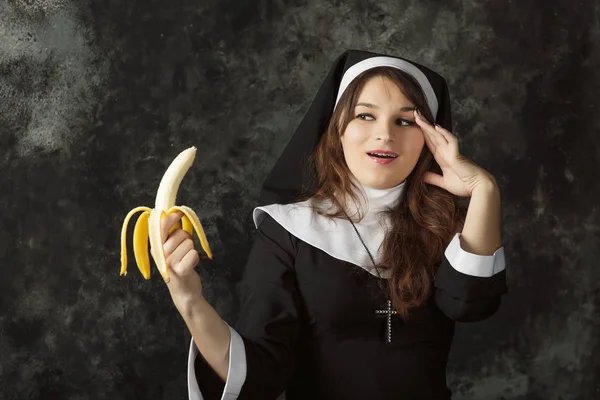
187, 50, 508, 400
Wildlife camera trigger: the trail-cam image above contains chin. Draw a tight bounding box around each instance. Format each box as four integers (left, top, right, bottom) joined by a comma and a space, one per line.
350, 166, 409, 189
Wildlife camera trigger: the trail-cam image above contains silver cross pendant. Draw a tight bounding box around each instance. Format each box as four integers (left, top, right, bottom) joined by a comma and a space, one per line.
374, 300, 398, 344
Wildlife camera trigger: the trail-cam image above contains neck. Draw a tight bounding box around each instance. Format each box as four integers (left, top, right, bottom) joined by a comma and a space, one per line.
347, 175, 406, 218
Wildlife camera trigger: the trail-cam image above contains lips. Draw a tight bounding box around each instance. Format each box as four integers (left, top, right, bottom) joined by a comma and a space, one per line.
366, 150, 398, 159
367, 152, 397, 165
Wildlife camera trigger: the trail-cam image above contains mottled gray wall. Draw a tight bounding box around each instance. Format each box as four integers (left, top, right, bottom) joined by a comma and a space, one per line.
1, 0, 598, 399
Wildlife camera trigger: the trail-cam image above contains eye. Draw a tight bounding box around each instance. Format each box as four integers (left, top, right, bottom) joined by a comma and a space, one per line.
396, 118, 416, 127
356, 113, 374, 121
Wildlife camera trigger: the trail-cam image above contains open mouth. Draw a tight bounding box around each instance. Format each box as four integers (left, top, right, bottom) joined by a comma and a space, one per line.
366, 152, 398, 159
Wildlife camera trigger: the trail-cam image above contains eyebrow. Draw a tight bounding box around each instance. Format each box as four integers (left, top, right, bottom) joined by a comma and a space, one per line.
355, 102, 416, 112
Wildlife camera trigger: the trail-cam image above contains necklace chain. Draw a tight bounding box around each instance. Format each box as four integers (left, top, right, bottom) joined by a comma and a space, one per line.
342, 208, 397, 344
341, 208, 376, 268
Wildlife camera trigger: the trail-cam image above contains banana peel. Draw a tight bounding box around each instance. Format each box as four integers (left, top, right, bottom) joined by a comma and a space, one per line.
120, 146, 212, 283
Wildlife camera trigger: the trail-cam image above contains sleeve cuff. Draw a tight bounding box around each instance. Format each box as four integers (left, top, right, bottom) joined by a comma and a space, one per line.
222, 323, 247, 399
187, 322, 248, 400
187, 335, 204, 400
444, 232, 506, 278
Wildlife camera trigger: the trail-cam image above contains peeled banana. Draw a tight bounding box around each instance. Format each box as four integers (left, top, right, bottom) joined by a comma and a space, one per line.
120, 146, 213, 283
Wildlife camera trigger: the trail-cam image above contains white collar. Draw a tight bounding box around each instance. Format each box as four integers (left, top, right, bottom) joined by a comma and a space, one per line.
252, 176, 406, 278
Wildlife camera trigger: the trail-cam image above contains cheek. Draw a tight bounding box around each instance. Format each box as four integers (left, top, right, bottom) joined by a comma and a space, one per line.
403, 130, 425, 153
342, 124, 365, 144
341, 126, 366, 154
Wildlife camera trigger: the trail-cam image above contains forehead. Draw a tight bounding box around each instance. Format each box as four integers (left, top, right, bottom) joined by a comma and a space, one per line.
356, 75, 409, 103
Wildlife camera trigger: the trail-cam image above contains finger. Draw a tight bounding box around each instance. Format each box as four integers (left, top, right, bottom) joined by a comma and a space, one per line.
414, 109, 436, 131
415, 111, 447, 145
167, 237, 195, 270
423, 171, 445, 188
171, 248, 199, 278
161, 211, 184, 243
163, 228, 192, 257
415, 112, 441, 147
434, 125, 458, 146
421, 123, 437, 154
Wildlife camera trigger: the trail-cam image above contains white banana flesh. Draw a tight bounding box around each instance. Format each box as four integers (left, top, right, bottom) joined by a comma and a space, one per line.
120, 146, 213, 283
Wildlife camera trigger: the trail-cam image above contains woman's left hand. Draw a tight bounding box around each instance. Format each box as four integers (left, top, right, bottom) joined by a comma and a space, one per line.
414, 110, 496, 197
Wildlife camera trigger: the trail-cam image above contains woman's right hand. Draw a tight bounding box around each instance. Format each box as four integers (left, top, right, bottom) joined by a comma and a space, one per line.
153, 210, 205, 315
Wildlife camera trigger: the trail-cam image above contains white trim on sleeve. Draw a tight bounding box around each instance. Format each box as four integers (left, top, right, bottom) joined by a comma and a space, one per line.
187, 322, 248, 400
444, 232, 506, 277
222, 324, 247, 399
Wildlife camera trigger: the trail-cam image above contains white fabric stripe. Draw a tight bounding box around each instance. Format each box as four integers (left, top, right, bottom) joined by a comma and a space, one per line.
187, 336, 203, 400
187, 322, 248, 400
444, 232, 506, 277
334, 56, 439, 118
222, 325, 247, 399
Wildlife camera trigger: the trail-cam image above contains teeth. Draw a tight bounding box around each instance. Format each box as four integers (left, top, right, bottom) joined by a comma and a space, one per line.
120, 146, 213, 283
369, 152, 397, 158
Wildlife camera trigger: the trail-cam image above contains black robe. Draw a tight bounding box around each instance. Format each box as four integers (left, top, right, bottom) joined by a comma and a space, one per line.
194, 213, 508, 400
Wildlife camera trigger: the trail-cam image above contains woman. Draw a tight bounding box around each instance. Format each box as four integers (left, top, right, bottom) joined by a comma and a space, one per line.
158, 50, 508, 400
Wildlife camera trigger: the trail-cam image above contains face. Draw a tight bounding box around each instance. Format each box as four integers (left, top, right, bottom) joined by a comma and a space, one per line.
340, 75, 425, 190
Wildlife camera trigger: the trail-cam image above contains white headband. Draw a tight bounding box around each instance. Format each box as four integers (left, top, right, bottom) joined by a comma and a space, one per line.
334, 56, 439, 118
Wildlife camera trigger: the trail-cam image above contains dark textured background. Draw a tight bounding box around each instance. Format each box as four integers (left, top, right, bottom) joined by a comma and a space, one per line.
1, 0, 599, 399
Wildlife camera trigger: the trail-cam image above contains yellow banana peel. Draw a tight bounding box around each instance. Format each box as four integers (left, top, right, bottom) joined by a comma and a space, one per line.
120, 146, 213, 283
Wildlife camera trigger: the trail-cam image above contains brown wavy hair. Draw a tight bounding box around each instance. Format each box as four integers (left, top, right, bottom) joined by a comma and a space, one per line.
296, 67, 467, 321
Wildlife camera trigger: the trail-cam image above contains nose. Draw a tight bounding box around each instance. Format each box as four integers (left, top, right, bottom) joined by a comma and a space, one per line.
375, 119, 395, 142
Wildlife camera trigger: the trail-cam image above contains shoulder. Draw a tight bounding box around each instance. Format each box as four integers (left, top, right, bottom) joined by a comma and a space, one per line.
252, 205, 304, 256
252, 199, 344, 255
